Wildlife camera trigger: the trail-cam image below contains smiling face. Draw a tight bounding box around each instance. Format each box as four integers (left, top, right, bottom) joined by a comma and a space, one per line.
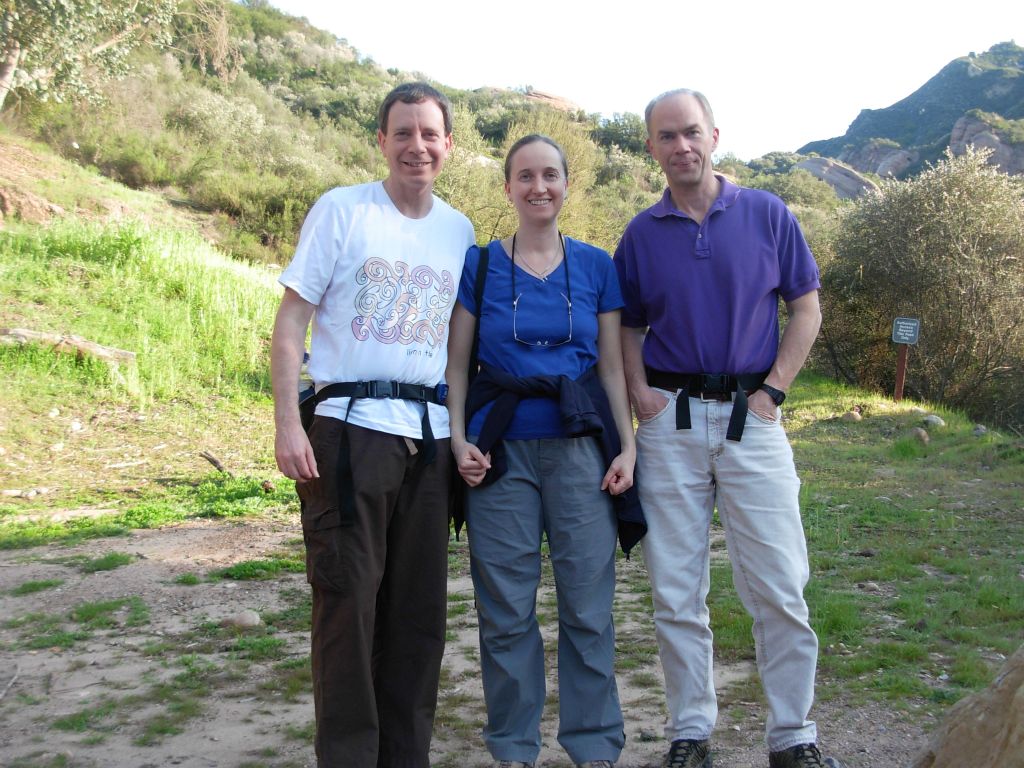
646, 93, 719, 193
504, 140, 569, 226
376, 99, 452, 194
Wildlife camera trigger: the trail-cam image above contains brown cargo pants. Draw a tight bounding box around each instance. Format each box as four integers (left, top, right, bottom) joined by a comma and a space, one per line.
298, 416, 451, 768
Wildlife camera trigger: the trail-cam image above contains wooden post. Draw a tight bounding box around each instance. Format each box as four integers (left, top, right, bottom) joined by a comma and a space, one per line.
894, 344, 908, 402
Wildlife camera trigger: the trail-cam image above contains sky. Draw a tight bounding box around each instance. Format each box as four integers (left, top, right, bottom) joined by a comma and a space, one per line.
269, 0, 1023, 161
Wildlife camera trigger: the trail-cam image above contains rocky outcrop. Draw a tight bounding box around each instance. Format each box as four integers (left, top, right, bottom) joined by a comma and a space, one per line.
523, 89, 581, 113
949, 115, 1024, 174
0, 187, 64, 226
794, 157, 878, 199
838, 141, 918, 177
910, 644, 1024, 768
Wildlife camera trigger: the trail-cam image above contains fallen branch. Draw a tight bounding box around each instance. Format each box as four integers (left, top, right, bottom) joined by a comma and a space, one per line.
200, 451, 231, 475
0, 328, 136, 365
0, 666, 19, 701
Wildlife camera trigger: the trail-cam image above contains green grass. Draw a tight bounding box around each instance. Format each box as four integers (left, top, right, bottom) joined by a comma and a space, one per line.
262, 655, 312, 701
232, 636, 287, 660
5, 596, 149, 651
283, 721, 316, 742
52, 699, 118, 732
70, 596, 149, 629
9, 578, 64, 596
8, 753, 72, 768
0, 473, 296, 549
759, 373, 1024, 706
212, 555, 304, 581
262, 588, 312, 632
4, 611, 86, 649
80, 552, 133, 572
0, 222, 279, 403
0, 220, 288, 544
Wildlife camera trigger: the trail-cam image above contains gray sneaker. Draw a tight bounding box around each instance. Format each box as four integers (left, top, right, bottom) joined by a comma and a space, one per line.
662, 739, 712, 768
768, 743, 843, 768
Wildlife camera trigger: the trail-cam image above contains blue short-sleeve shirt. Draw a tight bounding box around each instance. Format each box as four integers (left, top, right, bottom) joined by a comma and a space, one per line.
458, 237, 623, 439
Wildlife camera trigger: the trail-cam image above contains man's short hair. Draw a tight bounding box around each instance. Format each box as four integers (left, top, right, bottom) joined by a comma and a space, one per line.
378, 82, 453, 136
644, 88, 715, 136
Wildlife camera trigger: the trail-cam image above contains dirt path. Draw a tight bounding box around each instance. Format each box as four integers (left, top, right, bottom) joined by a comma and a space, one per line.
0, 517, 931, 768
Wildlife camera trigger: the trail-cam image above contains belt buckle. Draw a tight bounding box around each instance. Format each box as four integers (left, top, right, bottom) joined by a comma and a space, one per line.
699, 374, 729, 402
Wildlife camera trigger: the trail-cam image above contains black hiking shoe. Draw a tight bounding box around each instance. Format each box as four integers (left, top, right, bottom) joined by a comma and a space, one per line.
662, 739, 712, 768
768, 743, 843, 768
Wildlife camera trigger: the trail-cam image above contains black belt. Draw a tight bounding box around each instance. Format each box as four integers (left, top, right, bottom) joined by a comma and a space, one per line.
311, 380, 446, 525
645, 368, 768, 442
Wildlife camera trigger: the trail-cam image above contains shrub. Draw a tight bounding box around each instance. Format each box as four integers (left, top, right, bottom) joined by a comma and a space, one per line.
819, 148, 1024, 430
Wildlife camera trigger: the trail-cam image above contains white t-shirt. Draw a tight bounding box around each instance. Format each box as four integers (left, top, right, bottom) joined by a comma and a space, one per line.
279, 181, 475, 439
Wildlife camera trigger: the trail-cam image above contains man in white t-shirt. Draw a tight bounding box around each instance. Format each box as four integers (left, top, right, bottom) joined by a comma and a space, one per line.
270, 82, 475, 768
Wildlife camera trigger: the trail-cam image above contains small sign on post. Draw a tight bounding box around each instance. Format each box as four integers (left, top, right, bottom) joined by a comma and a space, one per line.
891, 317, 920, 401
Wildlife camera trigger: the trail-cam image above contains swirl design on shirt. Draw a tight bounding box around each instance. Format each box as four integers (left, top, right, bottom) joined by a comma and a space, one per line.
351, 258, 455, 346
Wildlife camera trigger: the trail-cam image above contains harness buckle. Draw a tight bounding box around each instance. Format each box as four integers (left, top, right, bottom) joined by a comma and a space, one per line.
364, 380, 399, 398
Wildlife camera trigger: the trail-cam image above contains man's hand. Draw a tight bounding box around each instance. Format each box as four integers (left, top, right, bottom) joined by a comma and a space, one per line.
632, 385, 670, 422
747, 388, 778, 422
270, 288, 318, 482
275, 421, 319, 481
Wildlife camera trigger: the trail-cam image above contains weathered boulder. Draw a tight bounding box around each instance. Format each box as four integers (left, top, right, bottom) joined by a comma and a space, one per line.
949, 115, 1024, 175
910, 645, 1024, 768
221, 609, 262, 629
876, 149, 917, 178
794, 157, 878, 199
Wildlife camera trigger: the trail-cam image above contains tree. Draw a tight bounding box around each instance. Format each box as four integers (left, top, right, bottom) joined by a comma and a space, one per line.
819, 148, 1024, 430
0, 0, 178, 111
174, 0, 242, 83
591, 112, 647, 155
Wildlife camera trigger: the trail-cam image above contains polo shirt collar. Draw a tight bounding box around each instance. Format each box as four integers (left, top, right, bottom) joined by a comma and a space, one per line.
650, 175, 741, 220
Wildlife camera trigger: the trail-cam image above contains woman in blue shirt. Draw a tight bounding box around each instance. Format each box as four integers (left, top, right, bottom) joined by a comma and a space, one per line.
446, 135, 637, 768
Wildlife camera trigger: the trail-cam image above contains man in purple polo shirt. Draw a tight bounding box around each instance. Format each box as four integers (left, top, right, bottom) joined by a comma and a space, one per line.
614, 89, 839, 768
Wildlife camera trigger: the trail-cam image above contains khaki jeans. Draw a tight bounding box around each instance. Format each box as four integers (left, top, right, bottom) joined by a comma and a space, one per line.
637, 391, 818, 751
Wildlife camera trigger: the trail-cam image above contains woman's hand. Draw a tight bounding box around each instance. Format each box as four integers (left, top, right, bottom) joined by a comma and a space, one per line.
453, 438, 491, 486
601, 450, 635, 496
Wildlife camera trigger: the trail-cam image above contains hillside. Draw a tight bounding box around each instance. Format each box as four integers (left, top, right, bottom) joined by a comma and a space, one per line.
799, 41, 1024, 177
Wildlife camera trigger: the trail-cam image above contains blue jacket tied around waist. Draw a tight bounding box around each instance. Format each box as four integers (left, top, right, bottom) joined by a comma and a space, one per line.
457, 363, 647, 556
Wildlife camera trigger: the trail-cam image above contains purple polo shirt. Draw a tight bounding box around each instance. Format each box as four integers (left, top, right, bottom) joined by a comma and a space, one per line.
613, 176, 820, 374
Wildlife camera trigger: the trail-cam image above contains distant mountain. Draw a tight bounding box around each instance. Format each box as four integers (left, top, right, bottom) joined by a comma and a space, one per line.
799, 41, 1024, 178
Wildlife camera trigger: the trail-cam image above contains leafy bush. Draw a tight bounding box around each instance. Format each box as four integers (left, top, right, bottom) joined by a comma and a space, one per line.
818, 148, 1024, 430
748, 168, 839, 211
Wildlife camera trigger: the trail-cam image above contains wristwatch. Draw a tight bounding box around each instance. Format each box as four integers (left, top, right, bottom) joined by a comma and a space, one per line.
758, 383, 786, 406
